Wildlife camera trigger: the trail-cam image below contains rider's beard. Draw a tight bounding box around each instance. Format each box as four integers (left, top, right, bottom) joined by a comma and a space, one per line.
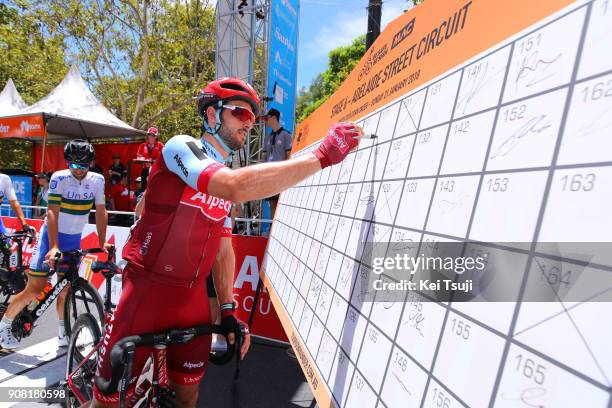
218, 124, 245, 151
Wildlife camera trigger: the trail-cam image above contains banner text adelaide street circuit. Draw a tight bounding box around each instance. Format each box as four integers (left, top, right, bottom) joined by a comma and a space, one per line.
347, 1, 473, 106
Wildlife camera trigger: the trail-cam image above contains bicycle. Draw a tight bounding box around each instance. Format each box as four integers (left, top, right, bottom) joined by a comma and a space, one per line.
64, 251, 122, 407
0, 229, 36, 314
66, 319, 240, 407
64, 252, 244, 407
9, 247, 108, 343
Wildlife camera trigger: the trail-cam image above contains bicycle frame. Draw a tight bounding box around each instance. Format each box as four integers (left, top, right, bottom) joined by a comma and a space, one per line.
67, 339, 100, 403
13, 261, 77, 338
124, 345, 171, 408
13, 249, 103, 339
67, 341, 171, 407
65, 249, 121, 405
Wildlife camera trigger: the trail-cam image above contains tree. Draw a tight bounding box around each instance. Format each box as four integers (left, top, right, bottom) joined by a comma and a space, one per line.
0, 1, 68, 169
1, 0, 217, 169
295, 35, 366, 123
38, 0, 217, 138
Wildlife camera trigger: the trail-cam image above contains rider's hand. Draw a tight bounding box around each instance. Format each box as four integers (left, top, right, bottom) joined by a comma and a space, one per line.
220, 313, 251, 360
45, 247, 61, 271
313, 122, 361, 169
103, 242, 114, 252
21, 224, 35, 235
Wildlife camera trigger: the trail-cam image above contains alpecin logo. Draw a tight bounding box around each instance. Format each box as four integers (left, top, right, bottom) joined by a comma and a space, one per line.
0, 124, 9, 133
174, 154, 189, 177
183, 361, 205, 369
180, 186, 232, 221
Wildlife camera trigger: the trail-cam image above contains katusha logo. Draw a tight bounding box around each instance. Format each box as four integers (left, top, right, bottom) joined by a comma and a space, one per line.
20, 121, 42, 133
180, 186, 232, 221
0, 124, 9, 133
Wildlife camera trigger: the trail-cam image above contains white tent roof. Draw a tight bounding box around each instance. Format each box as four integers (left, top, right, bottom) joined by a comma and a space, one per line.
16, 65, 144, 140
0, 79, 28, 115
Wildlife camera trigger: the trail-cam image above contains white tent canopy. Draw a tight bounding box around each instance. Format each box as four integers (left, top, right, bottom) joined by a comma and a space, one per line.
15, 65, 145, 140
0, 79, 28, 115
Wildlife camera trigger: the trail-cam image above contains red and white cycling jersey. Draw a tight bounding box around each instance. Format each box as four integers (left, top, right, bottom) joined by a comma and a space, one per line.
122, 134, 232, 287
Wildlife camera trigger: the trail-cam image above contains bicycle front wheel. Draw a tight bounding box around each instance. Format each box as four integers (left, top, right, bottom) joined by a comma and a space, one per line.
64, 278, 104, 339
65, 313, 101, 407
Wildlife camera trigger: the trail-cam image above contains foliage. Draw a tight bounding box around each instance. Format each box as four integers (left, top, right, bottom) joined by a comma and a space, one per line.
1, 0, 217, 170
38, 0, 217, 138
0, 1, 68, 169
295, 35, 366, 123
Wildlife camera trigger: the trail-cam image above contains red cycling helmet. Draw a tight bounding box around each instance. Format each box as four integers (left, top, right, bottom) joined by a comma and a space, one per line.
196, 77, 260, 117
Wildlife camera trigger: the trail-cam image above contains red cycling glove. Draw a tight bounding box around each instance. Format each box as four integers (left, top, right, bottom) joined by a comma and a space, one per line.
313, 122, 360, 169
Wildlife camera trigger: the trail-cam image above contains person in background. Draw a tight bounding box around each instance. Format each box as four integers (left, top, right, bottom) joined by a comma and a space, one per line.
109, 172, 134, 226
262, 108, 293, 219
34, 172, 51, 219
133, 176, 144, 205
108, 154, 126, 185
136, 126, 164, 189
89, 158, 104, 175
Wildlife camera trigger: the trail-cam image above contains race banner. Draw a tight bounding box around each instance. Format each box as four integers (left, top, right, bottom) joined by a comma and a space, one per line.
232, 235, 287, 342
0, 114, 46, 139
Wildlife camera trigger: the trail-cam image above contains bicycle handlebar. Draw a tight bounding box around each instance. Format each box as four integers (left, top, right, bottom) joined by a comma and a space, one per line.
0, 229, 36, 244
95, 324, 238, 395
48, 246, 115, 273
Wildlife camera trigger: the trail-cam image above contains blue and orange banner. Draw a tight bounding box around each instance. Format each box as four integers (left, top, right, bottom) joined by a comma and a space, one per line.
293, 0, 574, 152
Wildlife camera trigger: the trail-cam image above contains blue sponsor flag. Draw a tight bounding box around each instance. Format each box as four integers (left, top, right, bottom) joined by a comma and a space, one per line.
266, 0, 299, 134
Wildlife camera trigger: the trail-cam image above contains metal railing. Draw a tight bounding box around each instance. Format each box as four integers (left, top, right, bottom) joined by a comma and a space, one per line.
2, 205, 273, 236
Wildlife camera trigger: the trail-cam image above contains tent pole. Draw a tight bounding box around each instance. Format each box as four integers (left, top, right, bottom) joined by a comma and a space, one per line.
40, 133, 48, 173
40, 114, 50, 173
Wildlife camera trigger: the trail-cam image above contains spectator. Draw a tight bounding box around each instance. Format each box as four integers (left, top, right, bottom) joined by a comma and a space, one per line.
262, 108, 293, 218
110, 172, 134, 226
136, 126, 164, 189
108, 154, 126, 185
89, 158, 104, 174
34, 172, 51, 219
134, 176, 145, 205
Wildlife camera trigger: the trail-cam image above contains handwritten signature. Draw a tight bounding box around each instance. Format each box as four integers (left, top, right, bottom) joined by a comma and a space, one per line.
500, 386, 547, 407
516, 51, 562, 89
398, 95, 423, 132
490, 115, 551, 159
458, 62, 506, 115
392, 372, 412, 396
565, 107, 612, 142
439, 192, 469, 215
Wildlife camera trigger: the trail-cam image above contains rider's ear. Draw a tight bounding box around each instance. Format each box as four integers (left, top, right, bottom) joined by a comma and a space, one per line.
205, 106, 217, 128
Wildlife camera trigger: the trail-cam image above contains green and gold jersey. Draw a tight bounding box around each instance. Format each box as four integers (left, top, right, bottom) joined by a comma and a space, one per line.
47, 169, 105, 235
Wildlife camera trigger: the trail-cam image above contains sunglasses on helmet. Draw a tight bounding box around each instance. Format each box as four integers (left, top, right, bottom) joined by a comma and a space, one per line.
222, 105, 255, 123
68, 162, 90, 171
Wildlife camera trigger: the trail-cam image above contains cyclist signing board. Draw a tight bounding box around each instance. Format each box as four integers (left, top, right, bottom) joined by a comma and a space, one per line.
93, 77, 361, 407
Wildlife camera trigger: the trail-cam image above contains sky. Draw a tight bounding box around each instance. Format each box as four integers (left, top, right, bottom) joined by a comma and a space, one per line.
296, 0, 414, 90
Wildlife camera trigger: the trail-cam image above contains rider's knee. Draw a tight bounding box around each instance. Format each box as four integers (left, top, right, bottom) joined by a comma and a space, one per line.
174, 385, 199, 407
25, 277, 47, 294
